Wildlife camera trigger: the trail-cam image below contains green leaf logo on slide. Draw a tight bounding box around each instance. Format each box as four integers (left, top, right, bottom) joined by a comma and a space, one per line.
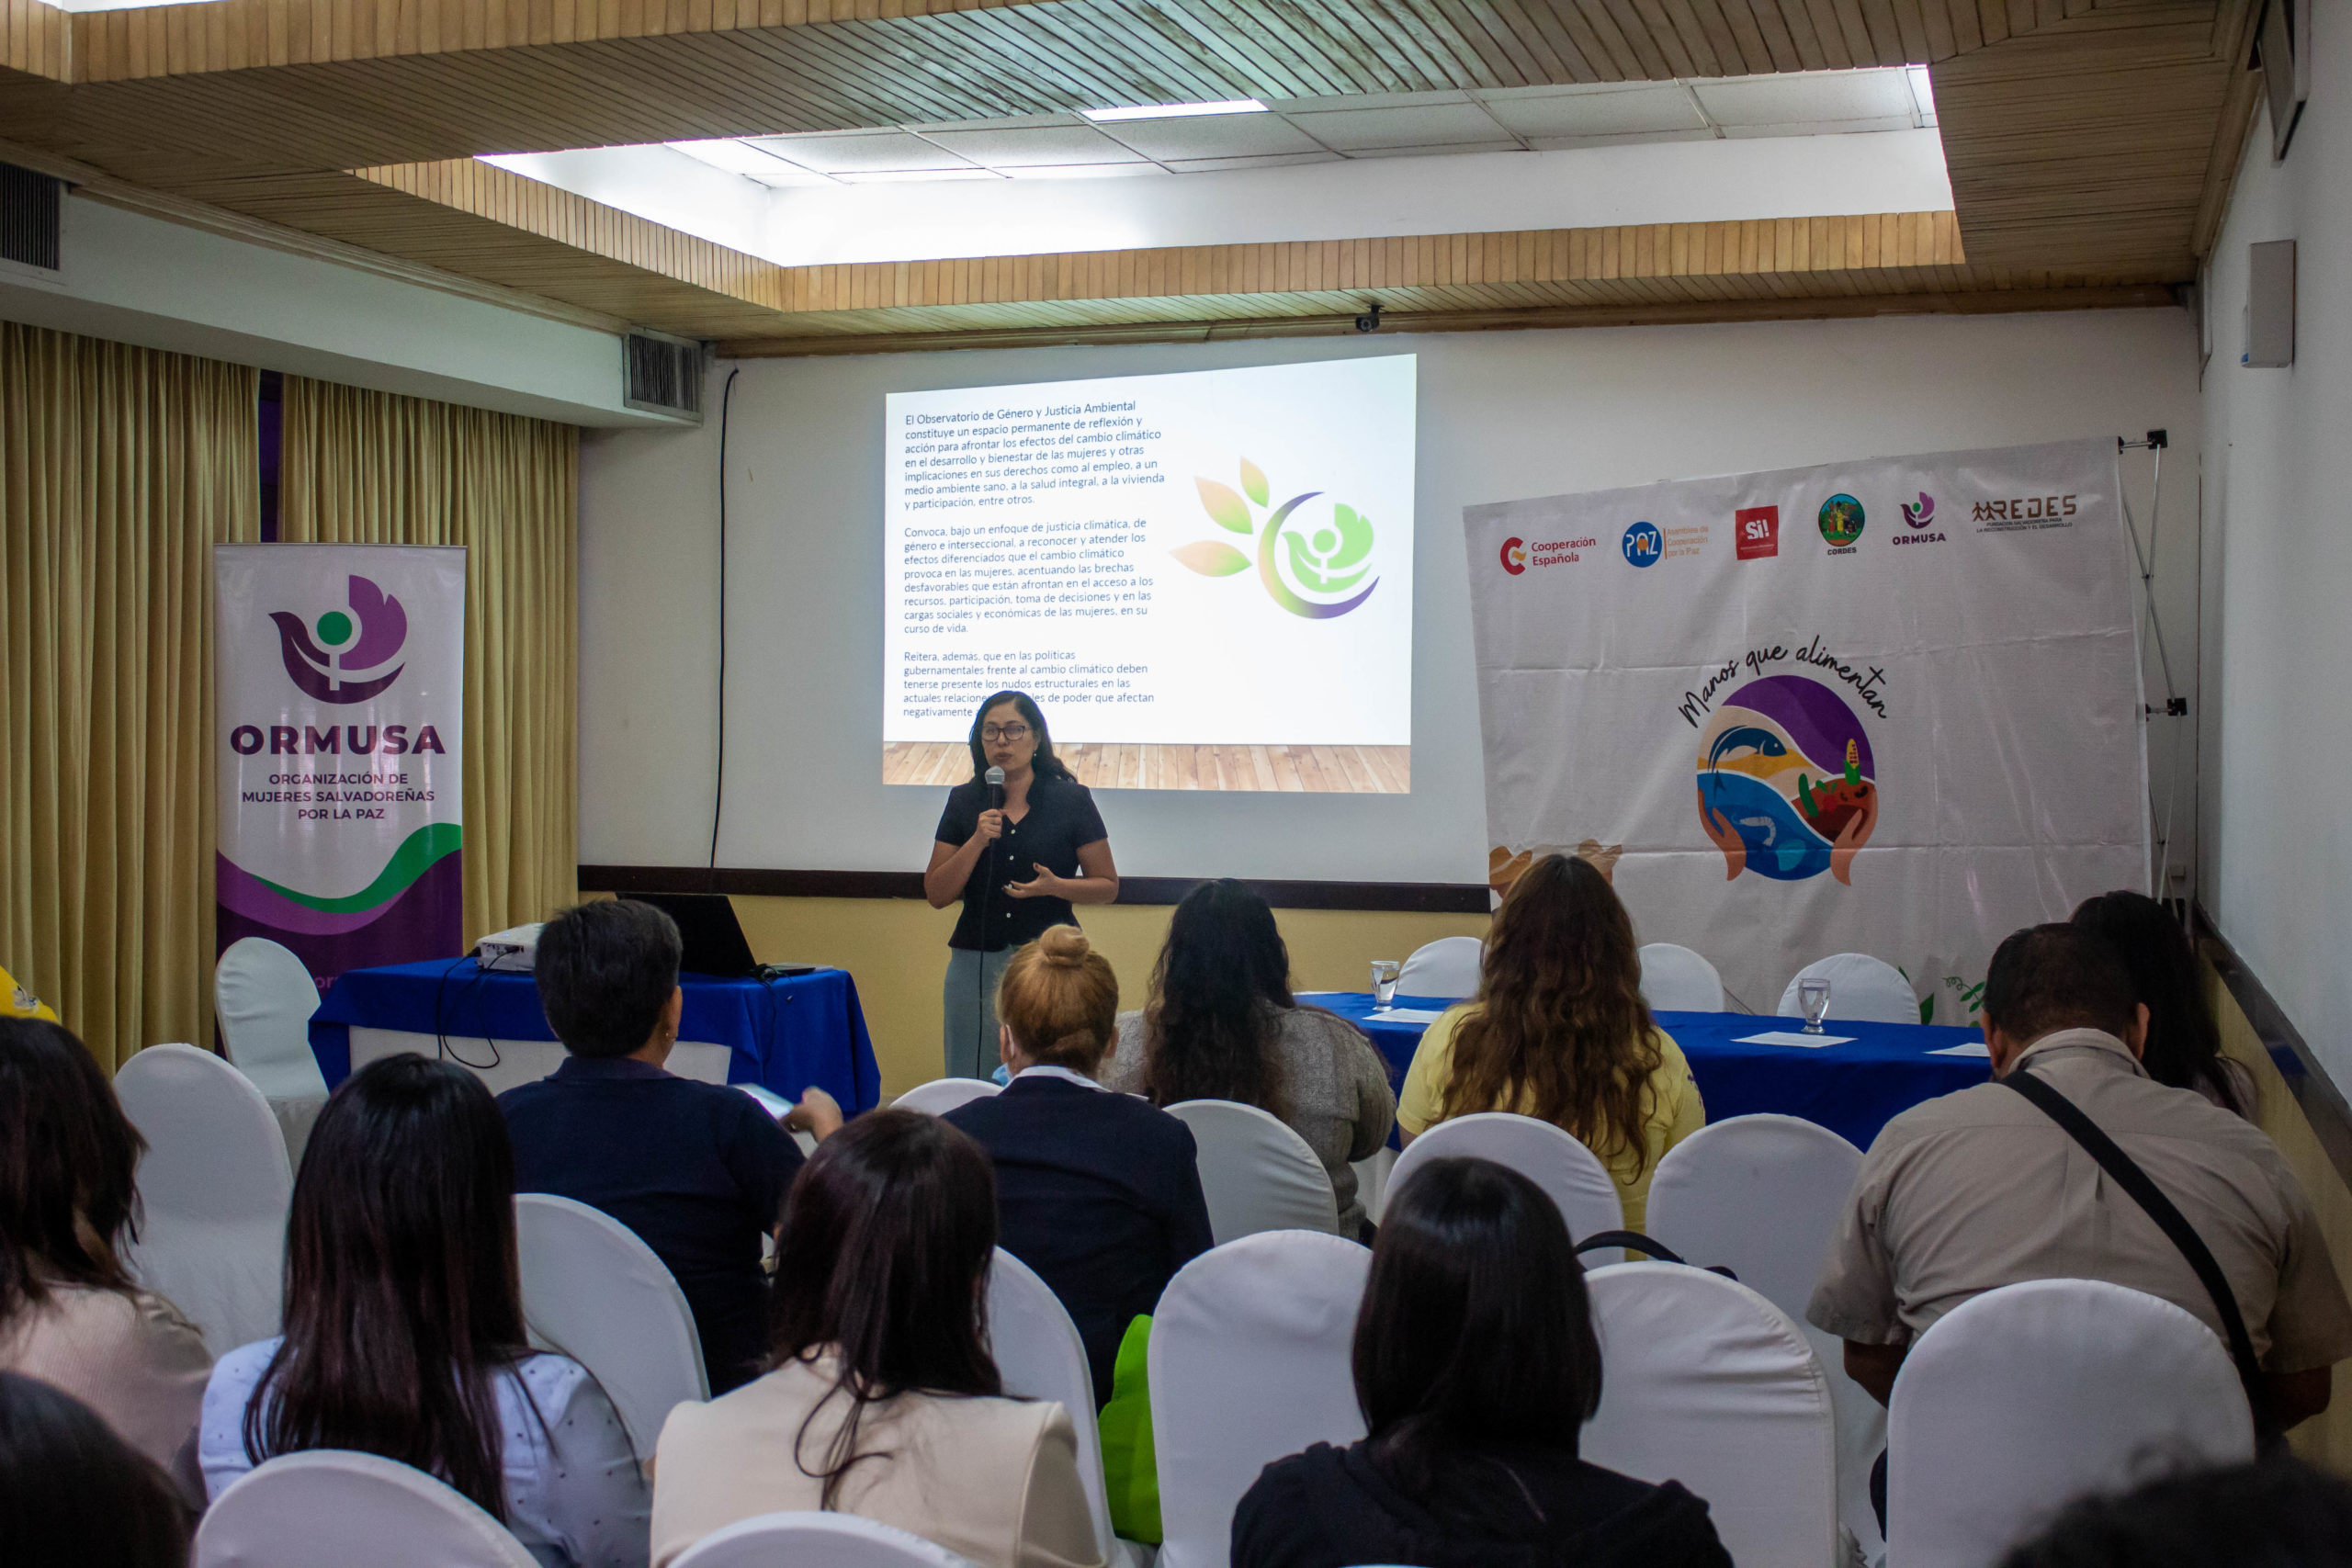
1175, 458, 1380, 619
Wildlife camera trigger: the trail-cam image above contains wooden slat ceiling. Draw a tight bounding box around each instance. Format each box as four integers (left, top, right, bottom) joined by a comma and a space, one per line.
0, 0, 2259, 350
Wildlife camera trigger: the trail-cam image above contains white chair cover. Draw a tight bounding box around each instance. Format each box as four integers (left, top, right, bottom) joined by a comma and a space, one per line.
1395, 936, 1482, 998
893, 1077, 1002, 1115
514, 1193, 708, 1459
670, 1510, 972, 1568
193, 1450, 539, 1568
1645, 1115, 1875, 1556
213, 937, 330, 1165
1166, 1100, 1340, 1244
1151, 1231, 1371, 1568
1583, 1262, 1838, 1568
1386, 1112, 1623, 1260
1638, 942, 1726, 1013
1776, 953, 1919, 1025
112, 1043, 290, 1356
1887, 1279, 2255, 1568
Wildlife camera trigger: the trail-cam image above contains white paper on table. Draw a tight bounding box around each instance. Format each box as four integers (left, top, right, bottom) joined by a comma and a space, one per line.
1368, 1008, 1450, 1023
1736, 1030, 1854, 1048
1929, 1042, 1994, 1058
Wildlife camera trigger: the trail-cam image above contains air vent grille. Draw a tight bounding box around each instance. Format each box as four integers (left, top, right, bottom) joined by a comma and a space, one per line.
0, 163, 62, 273
624, 330, 705, 421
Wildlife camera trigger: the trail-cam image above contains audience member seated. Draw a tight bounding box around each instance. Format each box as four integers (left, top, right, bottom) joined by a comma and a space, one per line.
202, 1055, 650, 1568
1394, 854, 1703, 1233
2072, 890, 2252, 1115
501, 899, 840, 1394
1809, 923, 2352, 1433
1105, 879, 1396, 1237
1231, 1156, 1732, 1568
0, 1019, 209, 1492
944, 925, 1214, 1403
1999, 1454, 2352, 1568
650, 1111, 1101, 1568
0, 1371, 191, 1568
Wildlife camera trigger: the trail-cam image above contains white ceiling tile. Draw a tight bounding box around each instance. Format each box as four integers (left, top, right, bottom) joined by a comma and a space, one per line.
1096, 114, 1326, 161
1159, 152, 1343, 174
1001, 163, 1166, 181
1480, 84, 1705, 138
919, 124, 1149, 167
745, 130, 978, 174
1691, 69, 1916, 127
1263, 89, 1472, 112
1280, 101, 1512, 151
1720, 117, 1913, 140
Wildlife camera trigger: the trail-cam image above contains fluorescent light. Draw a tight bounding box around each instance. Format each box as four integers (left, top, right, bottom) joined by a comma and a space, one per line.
831, 168, 1004, 184
1080, 99, 1269, 123
1906, 65, 1937, 127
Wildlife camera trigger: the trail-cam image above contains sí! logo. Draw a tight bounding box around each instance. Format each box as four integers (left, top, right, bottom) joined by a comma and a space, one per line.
269, 576, 408, 704
1736, 506, 1780, 561
1173, 457, 1378, 618
1500, 536, 1529, 575
1622, 521, 1662, 568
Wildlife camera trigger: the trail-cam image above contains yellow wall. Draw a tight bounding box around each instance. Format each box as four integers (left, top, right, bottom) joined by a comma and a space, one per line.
2208, 962, 2352, 1472
726, 893, 1488, 1097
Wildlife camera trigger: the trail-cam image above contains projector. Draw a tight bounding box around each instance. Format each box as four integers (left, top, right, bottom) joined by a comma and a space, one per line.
474, 923, 544, 973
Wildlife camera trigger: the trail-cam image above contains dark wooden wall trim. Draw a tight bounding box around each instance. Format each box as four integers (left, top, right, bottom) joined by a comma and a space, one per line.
2198, 903, 2352, 1190
578, 864, 1491, 914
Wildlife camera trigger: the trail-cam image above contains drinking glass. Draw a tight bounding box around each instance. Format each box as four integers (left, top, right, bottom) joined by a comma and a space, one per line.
1370, 960, 1403, 1009
1799, 978, 1832, 1034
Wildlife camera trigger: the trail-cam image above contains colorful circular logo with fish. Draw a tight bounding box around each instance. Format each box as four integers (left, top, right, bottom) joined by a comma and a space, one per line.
1693, 674, 1879, 886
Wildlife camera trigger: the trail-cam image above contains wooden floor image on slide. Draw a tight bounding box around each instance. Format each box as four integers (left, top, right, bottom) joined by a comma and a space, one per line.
882, 742, 1409, 794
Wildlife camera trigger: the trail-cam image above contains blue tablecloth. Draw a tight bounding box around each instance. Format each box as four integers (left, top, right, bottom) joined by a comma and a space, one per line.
1301, 993, 1991, 1153
311, 959, 884, 1112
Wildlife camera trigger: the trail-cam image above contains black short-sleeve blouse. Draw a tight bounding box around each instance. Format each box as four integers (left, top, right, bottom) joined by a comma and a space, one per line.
934, 773, 1111, 953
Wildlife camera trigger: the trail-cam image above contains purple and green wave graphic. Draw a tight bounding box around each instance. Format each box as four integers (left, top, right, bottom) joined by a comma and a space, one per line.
216, 822, 462, 980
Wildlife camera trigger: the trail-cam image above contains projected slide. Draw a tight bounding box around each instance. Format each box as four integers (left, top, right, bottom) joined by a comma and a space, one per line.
884, 355, 1416, 795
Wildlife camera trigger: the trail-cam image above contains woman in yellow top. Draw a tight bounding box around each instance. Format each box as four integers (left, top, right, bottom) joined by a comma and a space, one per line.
1396, 853, 1703, 1234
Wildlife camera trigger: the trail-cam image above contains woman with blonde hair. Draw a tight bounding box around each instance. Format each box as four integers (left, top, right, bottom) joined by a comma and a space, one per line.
1396, 854, 1703, 1233
946, 926, 1213, 1403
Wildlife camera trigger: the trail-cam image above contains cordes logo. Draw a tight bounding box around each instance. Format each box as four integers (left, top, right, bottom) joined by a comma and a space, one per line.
1817, 494, 1865, 549
1622, 521, 1662, 568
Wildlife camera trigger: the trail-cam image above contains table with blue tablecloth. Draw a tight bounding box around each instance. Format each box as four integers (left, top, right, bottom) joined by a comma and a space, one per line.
311, 959, 884, 1112
1301, 993, 1992, 1152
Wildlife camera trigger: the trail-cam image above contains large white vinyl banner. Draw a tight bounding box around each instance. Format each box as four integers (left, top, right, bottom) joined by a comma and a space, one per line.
1464, 438, 2147, 1023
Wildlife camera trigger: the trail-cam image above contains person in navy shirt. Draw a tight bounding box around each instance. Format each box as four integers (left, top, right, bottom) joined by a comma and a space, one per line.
944, 925, 1213, 1403
500, 900, 841, 1394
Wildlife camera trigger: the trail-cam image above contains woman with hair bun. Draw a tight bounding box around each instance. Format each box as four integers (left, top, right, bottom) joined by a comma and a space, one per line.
945, 925, 1213, 1404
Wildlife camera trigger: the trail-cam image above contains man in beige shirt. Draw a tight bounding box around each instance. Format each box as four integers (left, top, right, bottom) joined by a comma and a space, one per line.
1809, 923, 2352, 1431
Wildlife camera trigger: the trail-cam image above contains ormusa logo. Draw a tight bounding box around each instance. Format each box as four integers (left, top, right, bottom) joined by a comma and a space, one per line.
1499, 536, 1529, 575
1736, 506, 1780, 561
1901, 493, 1936, 527
269, 576, 408, 705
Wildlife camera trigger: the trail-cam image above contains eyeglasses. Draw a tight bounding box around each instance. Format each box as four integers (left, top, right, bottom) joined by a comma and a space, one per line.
981, 724, 1031, 743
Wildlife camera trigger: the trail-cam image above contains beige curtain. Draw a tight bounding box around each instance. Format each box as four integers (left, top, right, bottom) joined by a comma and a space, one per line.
0, 324, 259, 1071
278, 378, 579, 947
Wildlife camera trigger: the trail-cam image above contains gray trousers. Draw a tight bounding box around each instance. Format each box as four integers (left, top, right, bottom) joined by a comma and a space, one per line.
942, 946, 1015, 1081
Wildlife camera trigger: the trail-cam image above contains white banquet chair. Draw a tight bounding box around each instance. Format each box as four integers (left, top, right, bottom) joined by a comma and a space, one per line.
1395, 936, 1482, 999
986, 1249, 1148, 1568
1151, 1230, 1372, 1568
1582, 1263, 1838, 1568
670, 1511, 971, 1568
893, 1077, 1001, 1115
1777, 953, 1919, 1026
112, 1043, 291, 1355
1637, 942, 1726, 1013
1166, 1100, 1340, 1243
193, 1450, 538, 1568
1886, 1279, 2254, 1568
1387, 1112, 1623, 1260
213, 936, 331, 1166
514, 1193, 707, 1460
1645, 1115, 1876, 1555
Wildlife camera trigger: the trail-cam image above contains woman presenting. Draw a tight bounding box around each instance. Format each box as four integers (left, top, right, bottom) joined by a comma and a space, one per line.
924, 691, 1118, 1079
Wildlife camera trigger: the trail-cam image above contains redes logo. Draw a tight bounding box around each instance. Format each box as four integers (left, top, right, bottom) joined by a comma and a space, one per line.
268, 575, 408, 704
1622, 521, 1661, 568
1499, 536, 1528, 575
1736, 506, 1779, 560
1172, 457, 1379, 618
1901, 492, 1935, 527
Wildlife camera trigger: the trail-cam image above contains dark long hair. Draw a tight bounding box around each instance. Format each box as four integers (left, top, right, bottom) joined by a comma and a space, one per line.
0, 1372, 190, 1567
965, 690, 1073, 785
767, 1110, 1001, 1508
2071, 892, 2244, 1113
0, 1018, 145, 1324
1355, 1156, 1601, 1502
1141, 879, 1292, 1120
247, 1055, 530, 1521
1444, 854, 1660, 1174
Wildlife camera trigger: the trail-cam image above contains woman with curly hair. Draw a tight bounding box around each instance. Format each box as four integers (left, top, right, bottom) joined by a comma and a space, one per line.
1395, 854, 1703, 1234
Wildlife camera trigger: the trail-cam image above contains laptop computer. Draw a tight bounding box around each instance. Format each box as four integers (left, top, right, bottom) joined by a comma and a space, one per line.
622, 892, 814, 980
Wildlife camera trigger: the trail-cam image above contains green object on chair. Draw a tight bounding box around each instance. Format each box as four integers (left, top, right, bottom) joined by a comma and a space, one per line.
1096, 1314, 1161, 1543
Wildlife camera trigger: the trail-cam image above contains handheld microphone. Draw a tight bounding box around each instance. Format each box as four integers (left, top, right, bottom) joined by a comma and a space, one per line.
986, 765, 1006, 809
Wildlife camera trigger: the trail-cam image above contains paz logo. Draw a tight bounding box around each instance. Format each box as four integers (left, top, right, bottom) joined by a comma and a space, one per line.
1622, 521, 1662, 568
269, 575, 409, 705
1499, 536, 1529, 576
1901, 492, 1935, 527
1693, 674, 1880, 886
1817, 494, 1865, 547
1173, 458, 1378, 618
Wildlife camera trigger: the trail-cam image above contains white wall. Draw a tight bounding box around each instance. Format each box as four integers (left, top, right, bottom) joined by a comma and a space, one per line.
581, 307, 2200, 890
2199, 10, 2352, 1079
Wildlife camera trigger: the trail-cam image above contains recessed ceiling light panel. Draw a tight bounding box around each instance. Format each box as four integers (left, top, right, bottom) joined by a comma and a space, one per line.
1080, 98, 1268, 123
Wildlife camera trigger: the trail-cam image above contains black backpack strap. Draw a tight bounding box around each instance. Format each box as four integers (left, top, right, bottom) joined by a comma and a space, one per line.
1571, 1231, 1739, 1282
2003, 1068, 2281, 1448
